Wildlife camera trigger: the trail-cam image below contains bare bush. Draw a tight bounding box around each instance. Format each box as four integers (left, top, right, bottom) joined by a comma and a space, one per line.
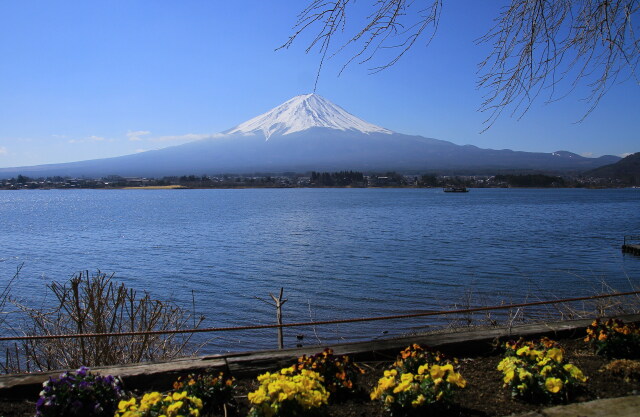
8, 271, 203, 372
0, 264, 20, 332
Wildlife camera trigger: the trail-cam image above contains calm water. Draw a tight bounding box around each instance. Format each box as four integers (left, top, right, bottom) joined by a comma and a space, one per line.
1, 188, 639, 352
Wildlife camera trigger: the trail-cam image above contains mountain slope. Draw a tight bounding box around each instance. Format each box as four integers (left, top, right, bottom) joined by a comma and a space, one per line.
585, 152, 640, 184
0, 94, 622, 178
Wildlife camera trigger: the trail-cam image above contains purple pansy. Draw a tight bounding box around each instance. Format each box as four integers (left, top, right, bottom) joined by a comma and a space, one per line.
35, 366, 123, 417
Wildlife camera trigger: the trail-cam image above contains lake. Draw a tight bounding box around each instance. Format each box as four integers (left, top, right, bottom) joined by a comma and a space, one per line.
1, 188, 639, 353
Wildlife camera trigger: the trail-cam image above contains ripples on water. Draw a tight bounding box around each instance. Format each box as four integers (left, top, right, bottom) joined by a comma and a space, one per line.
1, 188, 639, 352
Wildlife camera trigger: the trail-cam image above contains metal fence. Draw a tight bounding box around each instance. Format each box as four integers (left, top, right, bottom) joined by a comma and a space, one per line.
1, 290, 638, 344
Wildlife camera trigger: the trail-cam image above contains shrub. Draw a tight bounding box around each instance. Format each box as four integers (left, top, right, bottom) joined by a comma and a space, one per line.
114, 391, 203, 417
293, 348, 364, 400
35, 366, 124, 417
497, 338, 587, 402
370, 344, 466, 415
247, 366, 329, 417
16, 271, 203, 372
584, 318, 640, 358
173, 371, 235, 413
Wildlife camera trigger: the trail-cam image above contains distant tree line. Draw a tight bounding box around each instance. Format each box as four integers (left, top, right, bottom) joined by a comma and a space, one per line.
494, 174, 565, 187
3, 170, 635, 190
310, 171, 364, 186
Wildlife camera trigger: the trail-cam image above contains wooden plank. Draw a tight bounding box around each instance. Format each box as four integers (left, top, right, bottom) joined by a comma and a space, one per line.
0, 357, 227, 398
622, 244, 640, 255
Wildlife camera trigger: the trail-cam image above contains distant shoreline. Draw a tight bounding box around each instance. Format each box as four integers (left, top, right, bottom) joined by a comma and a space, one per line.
3, 185, 637, 190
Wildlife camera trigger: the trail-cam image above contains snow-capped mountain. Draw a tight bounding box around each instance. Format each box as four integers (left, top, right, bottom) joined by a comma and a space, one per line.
225, 93, 393, 139
0, 95, 621, 178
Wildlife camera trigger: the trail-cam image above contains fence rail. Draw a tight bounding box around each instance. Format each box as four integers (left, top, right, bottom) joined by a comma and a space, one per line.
1, 290, 638, 343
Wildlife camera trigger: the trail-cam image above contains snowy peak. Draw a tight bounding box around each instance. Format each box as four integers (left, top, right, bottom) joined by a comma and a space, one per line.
225, 93, 393, 139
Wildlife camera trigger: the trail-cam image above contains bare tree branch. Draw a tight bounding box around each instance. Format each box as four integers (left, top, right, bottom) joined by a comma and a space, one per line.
284, 1, 639, 129
279, 1, 443, 91
478, 0, 640, 129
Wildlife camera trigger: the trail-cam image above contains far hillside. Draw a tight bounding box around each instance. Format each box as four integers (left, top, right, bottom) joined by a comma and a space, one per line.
585, 152, 640, 185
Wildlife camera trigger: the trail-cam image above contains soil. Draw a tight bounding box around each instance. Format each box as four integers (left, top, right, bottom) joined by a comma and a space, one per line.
1, 338, 638, 417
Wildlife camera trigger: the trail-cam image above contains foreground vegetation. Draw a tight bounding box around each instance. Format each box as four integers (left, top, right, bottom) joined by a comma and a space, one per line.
1, 268, 640, 416
1, 271, 202, 374
2, 327, 640, 417
2, 269, 639, 375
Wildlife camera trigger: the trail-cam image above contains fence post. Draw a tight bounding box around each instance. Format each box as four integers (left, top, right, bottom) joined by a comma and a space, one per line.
270, 288, 288, 349
255, 288, 288, 349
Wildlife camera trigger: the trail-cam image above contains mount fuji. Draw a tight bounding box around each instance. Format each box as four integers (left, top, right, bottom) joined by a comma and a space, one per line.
225, 94, 393, 138
0, 94, 620, 178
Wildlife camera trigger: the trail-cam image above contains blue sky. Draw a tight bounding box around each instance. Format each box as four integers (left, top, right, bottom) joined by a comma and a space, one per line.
0, 0, 638, 169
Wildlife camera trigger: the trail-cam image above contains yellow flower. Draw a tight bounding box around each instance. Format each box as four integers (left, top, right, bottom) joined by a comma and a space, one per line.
516, 346, 530, 356
446, 372, 467, 388
400, 373, 414, 383
518, 369, 532, 380
497, 357, 516, 371
540, 365, 553, 376
380, 376, 396, 390
118, 398, 137, 411
140, 392, 163, 408
189, 396, 203, 410
564, 364, 587, 382
503, 369, 515, 384
248, 388, 269, 404
411, 394, 426, 407
393, 381, 411, 394
166, 400, 184, 416
545, 377, 563, 393
430, 365, 446, 380
528, 349, 544, 360
441, 363, 454, 373
537, 357, 551, 366
546, 348, 563, 363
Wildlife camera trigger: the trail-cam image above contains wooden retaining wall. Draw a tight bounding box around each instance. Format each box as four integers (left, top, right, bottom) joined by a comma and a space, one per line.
2, 314, 639, 399
622, 244, 640, 256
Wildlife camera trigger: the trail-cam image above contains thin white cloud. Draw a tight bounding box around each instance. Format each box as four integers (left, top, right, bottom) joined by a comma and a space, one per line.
134, 149, 147, 153
150, 133, 222, 142
127, 130, 151, 141
580, 152, 594, 157
0, 146, 7, 155
68, 135, 107, 144
620, 152, 633, 158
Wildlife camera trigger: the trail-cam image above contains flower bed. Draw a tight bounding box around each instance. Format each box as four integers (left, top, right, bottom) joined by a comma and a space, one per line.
2, 331, 640, 417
